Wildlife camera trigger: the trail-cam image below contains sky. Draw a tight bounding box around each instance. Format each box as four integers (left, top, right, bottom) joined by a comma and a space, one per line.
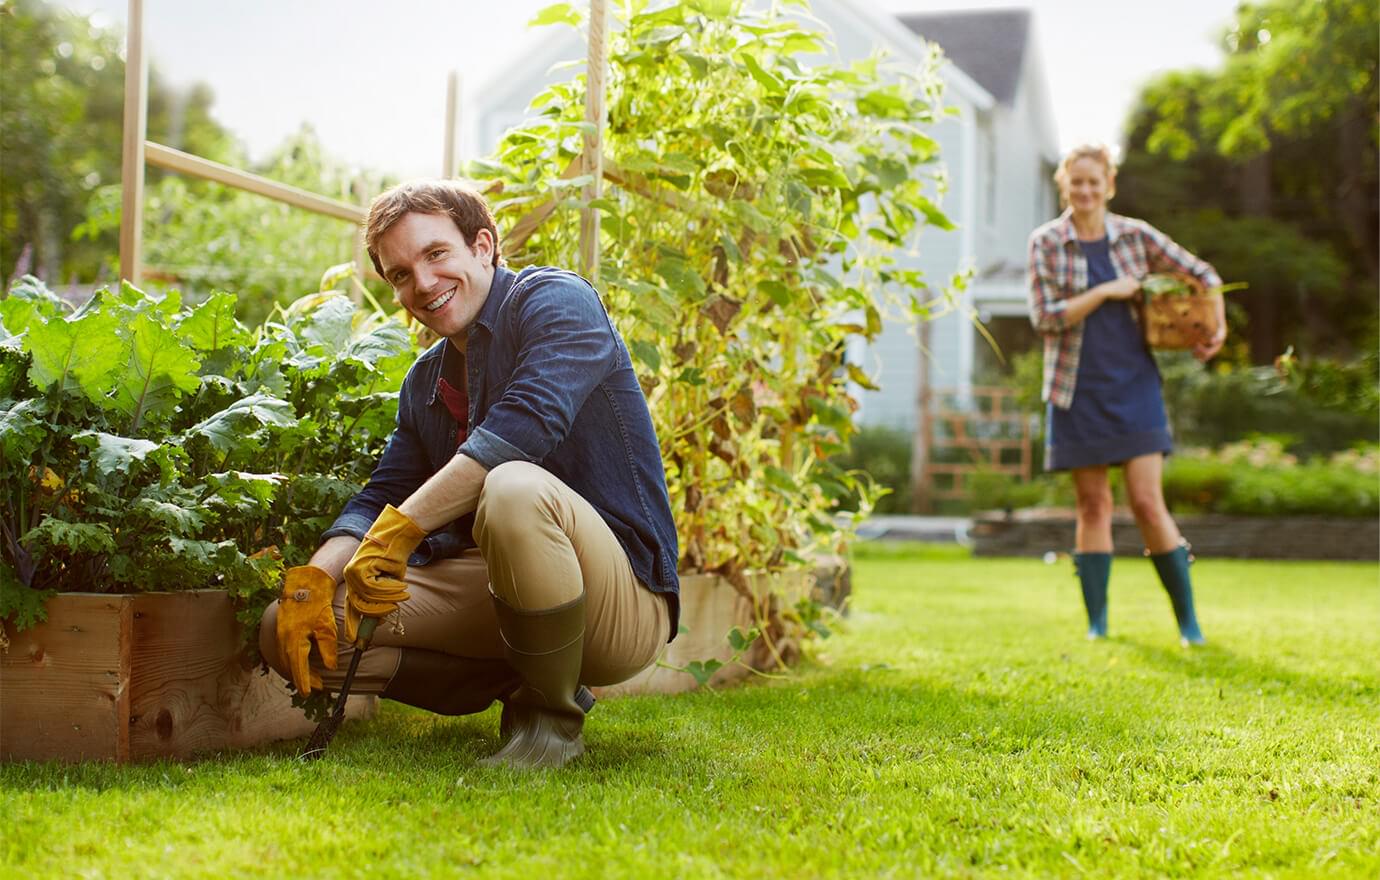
57, 0, 1244, 178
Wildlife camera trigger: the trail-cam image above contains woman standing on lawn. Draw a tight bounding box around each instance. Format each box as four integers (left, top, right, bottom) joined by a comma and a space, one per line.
1026, 144, 1226, 645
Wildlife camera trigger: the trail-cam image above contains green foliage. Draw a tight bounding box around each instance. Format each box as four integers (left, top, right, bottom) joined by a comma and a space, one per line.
77, 127, 388, 325
1158, 354, 1378, 456
1, 0, 238, 284
472, 1, 952, 581
968, 439, 1378, 519
829, 425, 911, 514
1163, 442, 1380, 518
1118, 0, 1378, 361
1149, 0, 1379, 160
0, 277, 416, 632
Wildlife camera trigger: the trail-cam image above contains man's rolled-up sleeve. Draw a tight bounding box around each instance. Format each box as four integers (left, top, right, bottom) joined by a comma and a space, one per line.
458, 274, 617, 469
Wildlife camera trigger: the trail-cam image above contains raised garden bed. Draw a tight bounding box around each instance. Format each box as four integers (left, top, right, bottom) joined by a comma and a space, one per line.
1, 590, 374, 763
594, 557, 848, 697
971, 508, 1380, 561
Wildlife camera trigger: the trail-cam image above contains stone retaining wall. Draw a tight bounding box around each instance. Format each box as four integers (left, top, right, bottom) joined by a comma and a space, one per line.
971, 509, 1379, 561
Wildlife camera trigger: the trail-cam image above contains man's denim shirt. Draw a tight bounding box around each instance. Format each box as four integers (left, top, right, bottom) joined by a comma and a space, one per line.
323, 265, 681, 636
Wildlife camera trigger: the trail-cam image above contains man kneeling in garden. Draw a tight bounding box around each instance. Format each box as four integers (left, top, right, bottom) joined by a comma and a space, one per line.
259, 180, 680, 769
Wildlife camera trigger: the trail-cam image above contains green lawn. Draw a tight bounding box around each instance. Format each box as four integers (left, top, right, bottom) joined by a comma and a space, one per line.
4, 545, 1377, 878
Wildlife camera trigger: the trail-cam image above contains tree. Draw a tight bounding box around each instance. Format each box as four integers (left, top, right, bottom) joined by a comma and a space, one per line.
1118, 0, 1378, 362
0, 0, 239, 286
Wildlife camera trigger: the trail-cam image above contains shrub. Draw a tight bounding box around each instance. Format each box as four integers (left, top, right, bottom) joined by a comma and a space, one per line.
1158, 355, 1378, 456
830, 425, 912, 514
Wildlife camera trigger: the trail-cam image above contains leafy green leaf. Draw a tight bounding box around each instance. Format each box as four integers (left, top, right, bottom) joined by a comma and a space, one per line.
655, 257, 707, 299
739, 51, 785, 95
340, 321, 412, 372
25, 309, 123, 404
0, 561, 51, 629
1, 275, 69, 331
178, 292, 246, 352
0, 398, 47, 460
135, 498, 206, 535
21, 519, 116, 555
186, 393, 298, 453
727, 626, 759, 651
529, 2, 581, 27
298, 294, 357, 351
628, 339, 662, 372
114, 313, 202, 429
71, 431, 161, 477
204, 471, 285, 512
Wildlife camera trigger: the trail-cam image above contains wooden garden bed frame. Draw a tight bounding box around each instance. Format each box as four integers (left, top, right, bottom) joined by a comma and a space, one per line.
1, 591, 373, 763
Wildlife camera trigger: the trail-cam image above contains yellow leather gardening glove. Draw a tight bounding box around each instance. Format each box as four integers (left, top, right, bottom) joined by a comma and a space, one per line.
343, 504, 427, 644
274, 565, 339, 695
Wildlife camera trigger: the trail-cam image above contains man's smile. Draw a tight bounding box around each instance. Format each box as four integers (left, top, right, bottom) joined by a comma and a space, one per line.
425, 287, 457, 312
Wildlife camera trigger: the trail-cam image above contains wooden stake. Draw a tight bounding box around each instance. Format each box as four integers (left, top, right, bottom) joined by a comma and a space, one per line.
579, 0, 608, 282
443, 71, 460, 179
118, 0, 148, 285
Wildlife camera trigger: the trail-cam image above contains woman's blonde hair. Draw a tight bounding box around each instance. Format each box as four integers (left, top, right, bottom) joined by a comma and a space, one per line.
1053, 144, 1117, 207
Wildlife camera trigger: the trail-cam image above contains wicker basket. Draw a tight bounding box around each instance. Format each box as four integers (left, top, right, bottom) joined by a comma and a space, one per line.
1141, 273, 1220, 350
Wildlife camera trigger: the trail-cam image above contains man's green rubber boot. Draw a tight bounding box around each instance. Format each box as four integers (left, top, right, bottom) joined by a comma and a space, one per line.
381, 648, 521, 716
479, 592, 588, 769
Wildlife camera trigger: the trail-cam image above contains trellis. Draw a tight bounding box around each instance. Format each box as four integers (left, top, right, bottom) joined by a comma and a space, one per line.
116, 1, 612, 287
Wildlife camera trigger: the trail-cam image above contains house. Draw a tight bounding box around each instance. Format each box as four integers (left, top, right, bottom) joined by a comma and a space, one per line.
858, 7, 1059, 431
463, 2, 1058, 431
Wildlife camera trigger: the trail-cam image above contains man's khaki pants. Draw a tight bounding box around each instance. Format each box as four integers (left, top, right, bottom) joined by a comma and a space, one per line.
260, 462, 670, 696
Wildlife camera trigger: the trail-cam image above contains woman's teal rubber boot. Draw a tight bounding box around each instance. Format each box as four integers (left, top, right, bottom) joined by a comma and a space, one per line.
1149, 542, 1206, 646
1074, 552, 1112, 639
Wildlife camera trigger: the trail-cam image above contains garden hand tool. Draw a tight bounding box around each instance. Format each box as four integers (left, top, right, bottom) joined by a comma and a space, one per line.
275, 565, 339, 695
298, 617, 379, 761
343, 504, 426, 643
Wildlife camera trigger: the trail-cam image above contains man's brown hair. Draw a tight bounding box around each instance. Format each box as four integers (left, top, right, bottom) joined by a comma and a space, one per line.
365, 179, 502, 278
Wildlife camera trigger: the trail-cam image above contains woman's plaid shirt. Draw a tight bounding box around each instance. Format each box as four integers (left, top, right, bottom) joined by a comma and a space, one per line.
1026, 210, 1222, 409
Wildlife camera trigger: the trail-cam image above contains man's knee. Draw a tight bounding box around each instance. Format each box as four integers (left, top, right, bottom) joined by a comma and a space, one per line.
258, 601, 290, 678
476, 461, 555, 535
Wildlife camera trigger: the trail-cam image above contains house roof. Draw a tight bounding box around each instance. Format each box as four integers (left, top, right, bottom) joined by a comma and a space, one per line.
896, 8, 1032, 105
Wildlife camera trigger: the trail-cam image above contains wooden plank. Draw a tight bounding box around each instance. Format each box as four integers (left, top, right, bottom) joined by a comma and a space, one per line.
592, 569, 812, 697
127, 592, 373, 760
443, 70, 460, 178
579, 0, 608, 280
145, 142, 365, 224
1, 595, 132, 762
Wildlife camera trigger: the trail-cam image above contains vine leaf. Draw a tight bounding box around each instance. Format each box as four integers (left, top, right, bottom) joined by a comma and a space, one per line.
684, 659, 723, 686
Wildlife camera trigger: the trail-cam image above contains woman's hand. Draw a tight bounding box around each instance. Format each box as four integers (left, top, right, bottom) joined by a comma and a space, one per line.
1099, 276, 1141, 301
1194, 325, 1226, 362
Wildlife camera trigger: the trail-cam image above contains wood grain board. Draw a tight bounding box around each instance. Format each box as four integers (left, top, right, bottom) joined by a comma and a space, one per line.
2, 591, 374, 763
